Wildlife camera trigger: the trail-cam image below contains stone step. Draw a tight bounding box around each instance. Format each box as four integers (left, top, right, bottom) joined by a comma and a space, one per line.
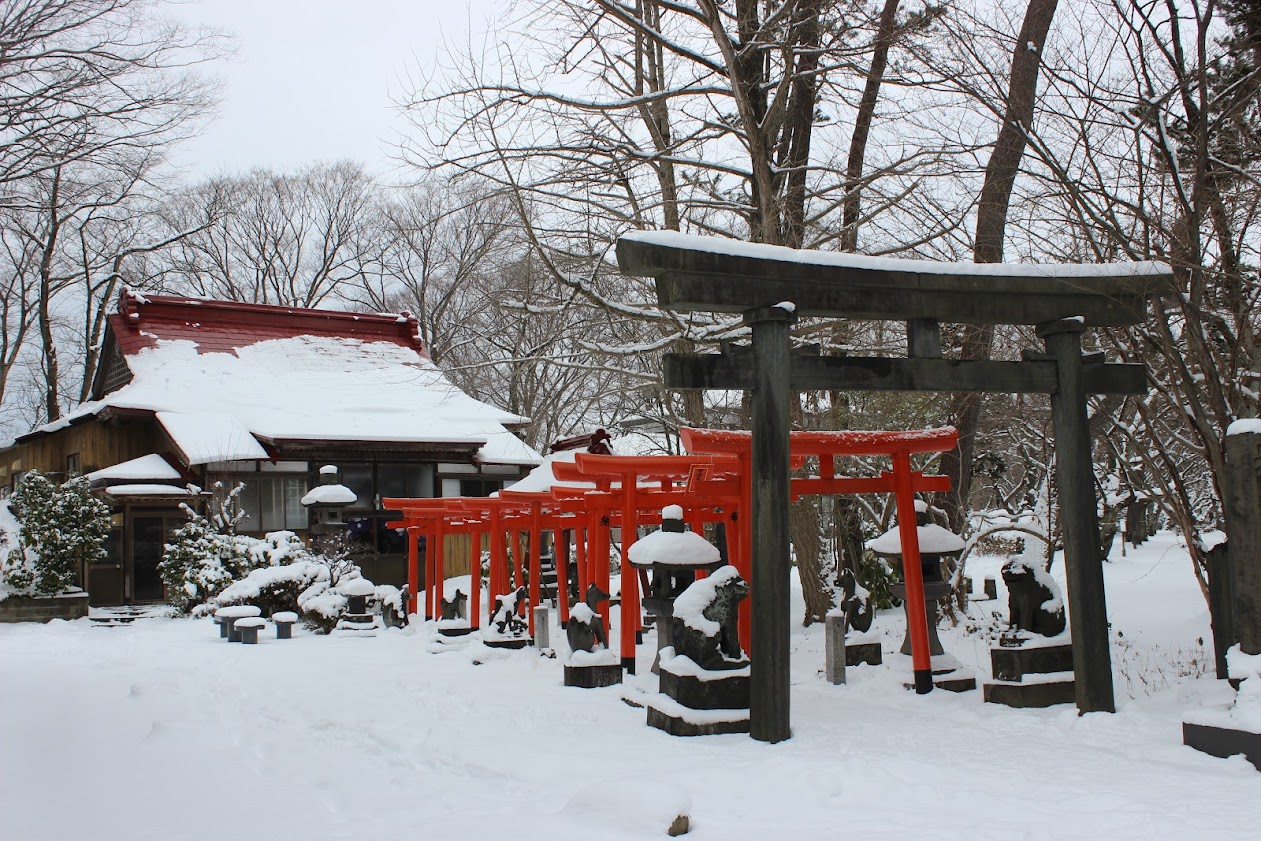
990, 641, 1074, 682
983, 676, 1076, 708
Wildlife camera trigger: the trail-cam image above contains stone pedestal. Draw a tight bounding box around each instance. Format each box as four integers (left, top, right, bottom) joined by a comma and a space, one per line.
983, 636, 1075, 708
564, 662, 623, 688
646, 646, 750, 737
1182, 722, 1261, 771
899, 653, 977, 693
533, 605, 550, 649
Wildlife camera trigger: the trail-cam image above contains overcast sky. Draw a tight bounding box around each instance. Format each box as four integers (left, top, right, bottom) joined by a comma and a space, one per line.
170, 0, 502, 179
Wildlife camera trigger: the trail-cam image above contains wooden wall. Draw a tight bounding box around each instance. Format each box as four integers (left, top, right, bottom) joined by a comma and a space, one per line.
1, 415, 165, 486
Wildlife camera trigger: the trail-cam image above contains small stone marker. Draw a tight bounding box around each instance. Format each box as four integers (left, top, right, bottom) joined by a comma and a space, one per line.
533, 605, 549, 649
215, 605, 262, 642
272, 611, 298, 639
234, 616, 267, 645
824, 611, 847, 685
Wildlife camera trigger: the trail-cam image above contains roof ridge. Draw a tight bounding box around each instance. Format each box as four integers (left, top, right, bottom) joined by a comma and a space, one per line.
117, 288, 428, 354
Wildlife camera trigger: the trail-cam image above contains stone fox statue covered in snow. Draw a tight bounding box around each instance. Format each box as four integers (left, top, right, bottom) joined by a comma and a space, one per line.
490, 586, 528, 636
1001, 558, 1066, 637
440, 589, 467, 621
565, 584, 610, 653
671, 566, 749, 671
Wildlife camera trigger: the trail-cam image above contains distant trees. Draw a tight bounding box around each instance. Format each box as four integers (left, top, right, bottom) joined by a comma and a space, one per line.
0, 0, 221, 423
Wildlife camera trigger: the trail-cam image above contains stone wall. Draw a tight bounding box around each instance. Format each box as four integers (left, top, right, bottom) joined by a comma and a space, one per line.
0, 593, 90, 623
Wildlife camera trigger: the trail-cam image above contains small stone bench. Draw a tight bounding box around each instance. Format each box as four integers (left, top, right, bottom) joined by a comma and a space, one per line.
234, 617, 268, 645
272, 611, 298, 639
215, 605, 262, 642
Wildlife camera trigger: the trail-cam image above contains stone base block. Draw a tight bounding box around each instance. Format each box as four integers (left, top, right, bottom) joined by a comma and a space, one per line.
438, 626, 475, 637
0, 593, 90, 623
482, 636, 529, 650
646, 705, 750, 737
564, 664, 623, 688
846, 642, 883, 667
991, 641, 1073, 682
1182, 722, 1261, 771
659, 670, 749, 710
984, 678, 1076, 708
903, 669, 977, 693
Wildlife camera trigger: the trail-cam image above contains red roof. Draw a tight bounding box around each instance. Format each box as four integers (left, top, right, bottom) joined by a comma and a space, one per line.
109, 289, 428, 358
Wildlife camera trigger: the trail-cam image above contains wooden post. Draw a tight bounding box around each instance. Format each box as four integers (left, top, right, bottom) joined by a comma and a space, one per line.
748, 304, 795, 743
469, 529, 482, 629
892, 450, 934, 693
1225, 428, 1261, 657
407, 528, 419, 619
1040, 318, 1116, 714
431, 520, 445, 621
620, 481, 640, 673
489, 510, 505, 616
1207, 542, 1234, 678
529, 504, 542, 641
557, 528, 571, 626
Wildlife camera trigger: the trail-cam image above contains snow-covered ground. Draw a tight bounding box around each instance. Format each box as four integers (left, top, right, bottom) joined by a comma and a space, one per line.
2, 533, 1257, 840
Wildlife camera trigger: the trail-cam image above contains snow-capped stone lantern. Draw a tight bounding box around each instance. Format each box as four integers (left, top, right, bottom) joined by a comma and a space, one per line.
628, 506, 725, 672
867, 501, 975, 692
302, 465, 357, 536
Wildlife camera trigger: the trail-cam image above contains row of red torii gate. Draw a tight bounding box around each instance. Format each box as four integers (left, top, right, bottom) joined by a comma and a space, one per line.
385, 425, 959, 685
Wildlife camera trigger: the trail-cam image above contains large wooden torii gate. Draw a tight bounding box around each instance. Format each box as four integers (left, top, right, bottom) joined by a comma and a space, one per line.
618, 230, 1175, 743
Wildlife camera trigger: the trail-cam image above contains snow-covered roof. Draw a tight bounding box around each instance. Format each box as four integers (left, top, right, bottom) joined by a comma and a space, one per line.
301, 484, 357, 506
628, 528, 722, 568
34, 292, 543, 467
87, 454, 181, 482
104, 484, 198, 497
620, 229, 1173, 280
867, 523, 966, 555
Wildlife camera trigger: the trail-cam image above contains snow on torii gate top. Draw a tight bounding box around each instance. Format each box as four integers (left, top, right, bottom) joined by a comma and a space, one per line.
617, 229, 1173, 325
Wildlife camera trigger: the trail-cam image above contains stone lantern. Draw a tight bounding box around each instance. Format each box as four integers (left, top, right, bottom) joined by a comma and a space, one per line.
302, 465, 356, 537
628, 506, 725, 672
867, 501, 975, 692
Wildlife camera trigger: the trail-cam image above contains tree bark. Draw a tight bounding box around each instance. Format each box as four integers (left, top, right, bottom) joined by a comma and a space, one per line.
940, 0, 1059, 531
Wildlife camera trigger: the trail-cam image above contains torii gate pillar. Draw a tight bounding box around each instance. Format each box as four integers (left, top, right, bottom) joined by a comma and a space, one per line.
748, 304, 796, 743
1040, 318, 1116, 713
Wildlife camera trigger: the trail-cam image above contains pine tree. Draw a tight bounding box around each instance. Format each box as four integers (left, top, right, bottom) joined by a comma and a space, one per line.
5, 472, 110, 595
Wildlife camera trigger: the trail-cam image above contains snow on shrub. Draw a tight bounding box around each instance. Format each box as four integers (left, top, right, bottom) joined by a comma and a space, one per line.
1, 471, 109, 598
216, 559, 330, 619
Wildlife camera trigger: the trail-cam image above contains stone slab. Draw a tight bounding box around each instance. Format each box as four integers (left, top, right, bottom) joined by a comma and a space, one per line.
646, 706, 750, 737
482, 637, 529, 650
983, 679, 1076, 708
991, 641, 1074, 682
564, 664, 624, 688
438, 626, 475, 637
660, 669, 750, 710
846, 642, 883, 667
1182, 722, 1261, 771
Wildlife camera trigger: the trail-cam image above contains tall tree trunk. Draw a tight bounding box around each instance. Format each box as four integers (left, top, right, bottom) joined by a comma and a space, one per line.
940, 0, 1059, 531
38, 169, 64, 423
841, 0, 901, 252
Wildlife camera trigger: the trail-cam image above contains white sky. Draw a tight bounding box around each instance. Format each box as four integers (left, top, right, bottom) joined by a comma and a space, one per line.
169, 0, 504, 179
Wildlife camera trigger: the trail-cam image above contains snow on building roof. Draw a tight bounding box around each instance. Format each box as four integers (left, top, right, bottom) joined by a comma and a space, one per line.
87, 454, 181, 482
70, 292, 543, 467
157, 412, 269, 465
104, 484, 198, 497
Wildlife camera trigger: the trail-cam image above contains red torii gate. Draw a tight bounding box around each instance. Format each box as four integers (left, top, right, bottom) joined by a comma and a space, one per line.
680, 426, 958, 695
383, 426, 957, 692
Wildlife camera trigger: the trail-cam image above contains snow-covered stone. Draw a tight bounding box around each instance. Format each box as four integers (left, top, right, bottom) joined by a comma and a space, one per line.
867, 523, 966, 555
628, 528, 721, 567
300, 484, 356, 506
673, 565, 741, 635
1227, 418, 1261, 436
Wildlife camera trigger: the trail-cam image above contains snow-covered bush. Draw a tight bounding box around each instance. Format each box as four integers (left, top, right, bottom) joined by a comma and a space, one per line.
159, 509, 257, 613
2, 472, 110, 597
216, 559, 329, 618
